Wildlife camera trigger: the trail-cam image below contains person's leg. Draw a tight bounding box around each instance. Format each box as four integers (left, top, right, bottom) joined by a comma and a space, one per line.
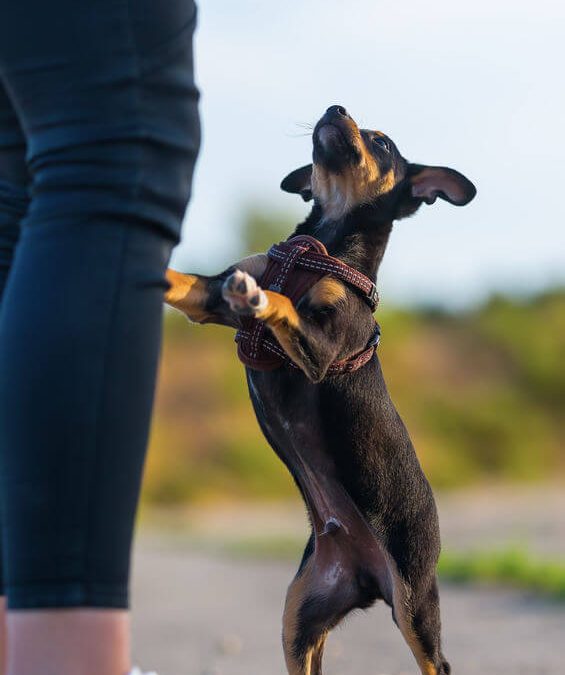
0, 602, 4, 675
0, 83, 26, 292
0, 78, 30, 675
1, 217, 178, 675
0, 1, 200, 673
7, 611, 130, 675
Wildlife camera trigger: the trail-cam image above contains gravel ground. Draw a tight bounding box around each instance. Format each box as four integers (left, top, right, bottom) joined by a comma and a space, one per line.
132, 487, 565, 675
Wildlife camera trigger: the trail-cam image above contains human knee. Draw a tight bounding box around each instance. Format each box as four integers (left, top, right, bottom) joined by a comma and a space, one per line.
25, 133, 198, 241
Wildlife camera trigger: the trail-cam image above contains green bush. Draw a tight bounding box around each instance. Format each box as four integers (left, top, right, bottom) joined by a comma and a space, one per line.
438, 547, 565, 600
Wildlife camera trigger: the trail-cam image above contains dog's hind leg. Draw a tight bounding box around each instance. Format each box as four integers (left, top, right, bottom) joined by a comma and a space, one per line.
251, 414, 393, 674
282, 527, 387, 675
391, 573, 450, 675
282, 534, 346, 675
282, 557, 336, 675
309, 636, 327, 675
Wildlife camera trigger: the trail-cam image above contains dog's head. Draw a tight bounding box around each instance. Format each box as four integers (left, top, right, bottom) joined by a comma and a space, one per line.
281, 105, 476, 223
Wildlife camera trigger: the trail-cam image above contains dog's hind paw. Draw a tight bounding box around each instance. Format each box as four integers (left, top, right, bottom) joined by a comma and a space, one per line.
222, 269, 268, 316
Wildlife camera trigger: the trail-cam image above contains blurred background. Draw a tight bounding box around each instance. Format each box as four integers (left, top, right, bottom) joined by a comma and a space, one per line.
132, 2, 565, 674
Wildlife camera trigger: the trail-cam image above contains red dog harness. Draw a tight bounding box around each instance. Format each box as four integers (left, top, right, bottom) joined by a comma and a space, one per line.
235, 235, 380, 374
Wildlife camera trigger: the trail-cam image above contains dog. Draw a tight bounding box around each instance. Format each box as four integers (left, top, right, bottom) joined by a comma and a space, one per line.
165, 104, 476, 675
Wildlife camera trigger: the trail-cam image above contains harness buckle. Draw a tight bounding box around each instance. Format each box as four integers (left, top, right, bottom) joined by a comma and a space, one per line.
367, 283, 379, 310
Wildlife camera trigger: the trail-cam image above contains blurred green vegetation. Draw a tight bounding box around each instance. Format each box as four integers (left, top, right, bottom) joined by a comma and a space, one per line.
144, 288, 565, 505
438, 547, 565, 600
223, 538, 565, 600
144, 207, 564, 504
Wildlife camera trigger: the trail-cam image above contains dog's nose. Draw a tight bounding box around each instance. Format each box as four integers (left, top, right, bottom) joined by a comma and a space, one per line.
326, 105, 349, 118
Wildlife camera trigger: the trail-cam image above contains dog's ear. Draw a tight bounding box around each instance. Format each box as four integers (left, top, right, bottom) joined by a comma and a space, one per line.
394, 164, 476, 220
281, 164, 313, 202
407, 164, 476, 206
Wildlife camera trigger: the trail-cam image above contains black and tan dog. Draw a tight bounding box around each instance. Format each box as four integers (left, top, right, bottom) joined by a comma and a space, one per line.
166, 105, 476, 675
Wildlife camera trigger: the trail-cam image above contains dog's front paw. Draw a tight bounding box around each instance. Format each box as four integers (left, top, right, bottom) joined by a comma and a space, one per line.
222, 269, 268, 316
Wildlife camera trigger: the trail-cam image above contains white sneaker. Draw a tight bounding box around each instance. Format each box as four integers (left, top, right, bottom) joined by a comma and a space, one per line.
129, 668, 158, 675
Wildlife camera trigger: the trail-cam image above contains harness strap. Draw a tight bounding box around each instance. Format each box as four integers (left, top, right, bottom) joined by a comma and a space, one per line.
267, 238, 379, 310
235, 234, 380, 375
237, 323, 381, 375
267, 240, 379, 311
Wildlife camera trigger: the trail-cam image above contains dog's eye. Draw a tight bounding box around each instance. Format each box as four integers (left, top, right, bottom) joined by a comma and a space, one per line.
372, 137, 389, 152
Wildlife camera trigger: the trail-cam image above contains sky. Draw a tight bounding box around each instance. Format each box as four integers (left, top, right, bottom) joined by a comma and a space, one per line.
170, 0, 565, 308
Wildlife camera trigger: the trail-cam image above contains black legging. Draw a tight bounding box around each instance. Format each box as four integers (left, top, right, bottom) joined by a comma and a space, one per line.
0, 0, 200, 609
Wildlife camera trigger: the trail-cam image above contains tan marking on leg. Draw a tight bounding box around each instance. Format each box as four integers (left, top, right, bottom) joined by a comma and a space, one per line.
164, 269, 210, 323
283, 569, 312, 675
255, 290, 306, 365
282, 562, 334, 675
391, 568, 438, 675
283, 564, 327, 675
306, 277, 347, 308
257, 290, 300, 328
309, 632, 328, 675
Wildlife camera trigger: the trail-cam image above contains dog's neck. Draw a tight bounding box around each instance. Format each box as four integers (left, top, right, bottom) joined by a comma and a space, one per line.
293, 203, 393, 282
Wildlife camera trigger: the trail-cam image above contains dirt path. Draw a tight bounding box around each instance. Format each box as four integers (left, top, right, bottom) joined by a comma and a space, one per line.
131, 537, 565, 675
